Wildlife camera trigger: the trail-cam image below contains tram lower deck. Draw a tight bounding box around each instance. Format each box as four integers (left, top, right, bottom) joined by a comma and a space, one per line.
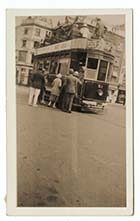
34, 38, 115, 113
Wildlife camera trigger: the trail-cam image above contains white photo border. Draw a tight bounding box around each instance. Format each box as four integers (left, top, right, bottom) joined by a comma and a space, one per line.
6, 8, 133, 216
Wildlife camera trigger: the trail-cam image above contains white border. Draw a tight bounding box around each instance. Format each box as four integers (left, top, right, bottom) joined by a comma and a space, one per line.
6, 9, 133, 216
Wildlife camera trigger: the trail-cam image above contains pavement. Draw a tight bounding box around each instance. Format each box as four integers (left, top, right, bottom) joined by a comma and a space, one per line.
16, 86, 126, 207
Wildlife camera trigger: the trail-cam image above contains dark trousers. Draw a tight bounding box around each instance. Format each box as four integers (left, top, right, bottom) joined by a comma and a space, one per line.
63, 93, 75, 112
38, 86, 45, 103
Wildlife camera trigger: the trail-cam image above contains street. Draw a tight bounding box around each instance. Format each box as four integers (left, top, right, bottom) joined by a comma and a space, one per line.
17, 86, 126, 207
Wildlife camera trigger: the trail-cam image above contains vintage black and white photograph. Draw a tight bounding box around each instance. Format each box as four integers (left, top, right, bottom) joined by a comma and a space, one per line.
7, 9, 133, 215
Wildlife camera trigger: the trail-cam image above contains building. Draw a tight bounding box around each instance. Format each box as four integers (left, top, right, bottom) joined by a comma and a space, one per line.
104, 30, 125, 103
16, 16, 52, 85
116, 52, 126, 104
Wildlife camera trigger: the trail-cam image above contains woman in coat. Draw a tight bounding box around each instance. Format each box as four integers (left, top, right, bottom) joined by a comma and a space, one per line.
48, 73, 62, 108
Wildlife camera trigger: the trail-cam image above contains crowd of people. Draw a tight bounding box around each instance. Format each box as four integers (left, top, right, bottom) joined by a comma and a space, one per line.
28, 68, 82, 113
39, 17, 107, 46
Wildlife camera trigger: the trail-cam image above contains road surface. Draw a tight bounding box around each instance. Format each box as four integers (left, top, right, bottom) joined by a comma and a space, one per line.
16, 86, 126, 207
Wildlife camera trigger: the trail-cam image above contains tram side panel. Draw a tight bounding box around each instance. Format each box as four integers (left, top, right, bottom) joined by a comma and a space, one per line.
33, 48, 114, 113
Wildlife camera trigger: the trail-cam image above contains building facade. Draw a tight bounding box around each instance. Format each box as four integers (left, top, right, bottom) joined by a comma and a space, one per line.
16, 16, 52, 85
104, 31, 125, 103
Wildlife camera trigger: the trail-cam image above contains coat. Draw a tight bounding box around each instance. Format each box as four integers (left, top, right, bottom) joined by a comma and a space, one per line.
64, 74, 81, 94
51, 78, 62, 96
31, 72, 45, 89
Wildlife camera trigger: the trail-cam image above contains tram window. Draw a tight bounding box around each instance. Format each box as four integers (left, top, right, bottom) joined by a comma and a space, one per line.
38, 61, 43, 70
107, 63, 113, 81
44, 60, 50, 69
87, 58, 98, 69
58, 63, 61, 73
70, 52, 86, 71
97, 60, 108, 81
50, 61, 58, 74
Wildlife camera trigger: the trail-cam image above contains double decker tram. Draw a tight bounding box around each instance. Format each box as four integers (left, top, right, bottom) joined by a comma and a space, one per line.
33, 38, 115, 113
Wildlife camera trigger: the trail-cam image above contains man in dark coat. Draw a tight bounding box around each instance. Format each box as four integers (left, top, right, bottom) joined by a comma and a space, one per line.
28, 68, 45, 107
62, 69, 81, 113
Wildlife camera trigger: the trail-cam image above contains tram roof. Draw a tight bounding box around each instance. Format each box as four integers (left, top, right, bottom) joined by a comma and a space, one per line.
34, 38, 114, 59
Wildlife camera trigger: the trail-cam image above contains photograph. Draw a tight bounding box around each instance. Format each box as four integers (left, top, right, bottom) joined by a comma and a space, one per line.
7, 9, 133, 215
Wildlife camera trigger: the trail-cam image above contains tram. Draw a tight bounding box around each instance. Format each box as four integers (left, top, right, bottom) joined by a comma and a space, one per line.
33, 37, 115, 113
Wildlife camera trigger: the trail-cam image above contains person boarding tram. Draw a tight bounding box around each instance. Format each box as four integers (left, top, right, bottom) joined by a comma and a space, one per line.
62, 69, 81, 113
48, 73, 62, 108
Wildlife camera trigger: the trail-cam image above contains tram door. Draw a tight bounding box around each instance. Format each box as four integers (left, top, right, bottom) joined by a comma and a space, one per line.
57, 61, 69, 76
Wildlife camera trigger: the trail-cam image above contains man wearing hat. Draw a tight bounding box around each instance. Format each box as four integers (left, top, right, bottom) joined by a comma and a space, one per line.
48, 73, 62, 108
69, 24, 82, 39
28, 68, 45, 107
62, 69, 81, 113
95, 18, 106, 39
80, 23, 90, 39
38, 68, 48, 104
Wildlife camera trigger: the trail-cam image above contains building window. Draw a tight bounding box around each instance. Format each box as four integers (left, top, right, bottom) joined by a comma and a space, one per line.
20, 68, 26, 84
24, 28, 28, 35
35, 28, 41, 36
21, 68, 26, 72
34, 41, 40, 48
18, 51, 27, 62
31, 53, 34, 64
22, 40, 27, 47
87, 58, 98, 69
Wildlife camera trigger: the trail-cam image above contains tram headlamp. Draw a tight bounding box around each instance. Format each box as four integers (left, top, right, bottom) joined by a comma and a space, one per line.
97, 89, 103, 96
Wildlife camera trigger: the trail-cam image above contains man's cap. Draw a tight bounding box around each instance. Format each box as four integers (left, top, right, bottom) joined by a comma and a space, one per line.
73, 71, 79, 77
82, 23, 87, 27
69, 68, 74, 74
